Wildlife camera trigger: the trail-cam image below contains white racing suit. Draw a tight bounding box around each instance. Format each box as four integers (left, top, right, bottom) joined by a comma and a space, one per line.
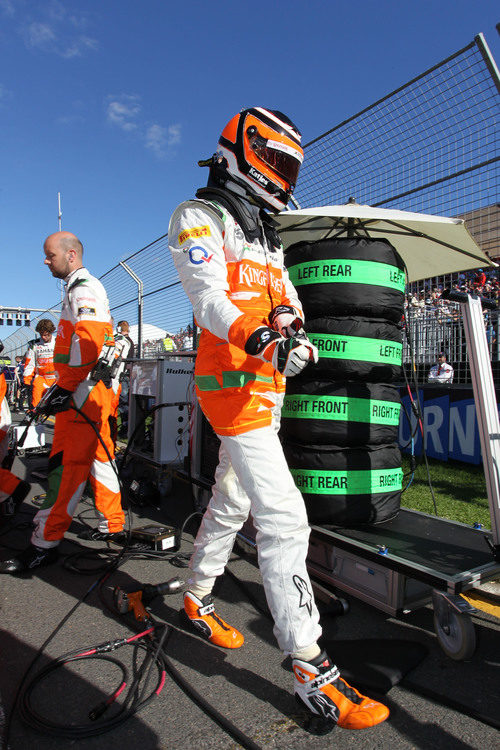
169, 193, 321, 654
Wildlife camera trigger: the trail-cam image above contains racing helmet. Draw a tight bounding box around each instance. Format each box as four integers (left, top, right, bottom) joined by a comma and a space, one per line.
213, 107, 303, 212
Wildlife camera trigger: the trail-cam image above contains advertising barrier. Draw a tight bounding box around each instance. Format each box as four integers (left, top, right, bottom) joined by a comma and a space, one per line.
399, 385, 487, 464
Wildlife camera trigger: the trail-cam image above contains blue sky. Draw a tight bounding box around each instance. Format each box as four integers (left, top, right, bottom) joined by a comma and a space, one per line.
0, 0, 498, 310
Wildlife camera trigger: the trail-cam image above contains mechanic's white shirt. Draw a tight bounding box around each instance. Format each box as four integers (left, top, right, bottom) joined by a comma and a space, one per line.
428, 362, 454, 383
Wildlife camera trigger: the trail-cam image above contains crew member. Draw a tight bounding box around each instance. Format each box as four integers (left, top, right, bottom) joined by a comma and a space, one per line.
79, 319, 133, 540
24, 319, 57, 409
0, 341, 30, 520
14, 355, 27, 411
169, 107, 389, 731
162, 333, 176, 352
428, 352, 454, 384
109, 320, 134, 445
0, 231, 125, 571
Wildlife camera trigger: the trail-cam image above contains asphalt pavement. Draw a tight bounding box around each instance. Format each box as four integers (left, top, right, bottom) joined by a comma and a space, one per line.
0, 425, 499, 750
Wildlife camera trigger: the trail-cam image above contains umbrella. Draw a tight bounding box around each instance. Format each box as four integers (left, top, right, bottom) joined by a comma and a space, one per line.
275, 201, 495, 283
128, 323, 167, 345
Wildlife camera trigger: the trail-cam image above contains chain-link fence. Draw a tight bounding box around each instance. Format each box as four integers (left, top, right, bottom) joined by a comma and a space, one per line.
296, 35, 499, 230
2, 34, 498, 378
294, 32, 499, 385
100, 233, 194, 358
2, 235, 194, 362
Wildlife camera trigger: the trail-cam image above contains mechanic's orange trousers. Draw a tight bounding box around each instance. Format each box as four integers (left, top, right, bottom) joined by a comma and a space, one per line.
32, 380, 124, 548
31, 375, 57, 408
0, 468, 22, 500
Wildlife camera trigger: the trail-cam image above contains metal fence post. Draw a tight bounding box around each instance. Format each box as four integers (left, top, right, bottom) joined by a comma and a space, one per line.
119, 261, 143, 357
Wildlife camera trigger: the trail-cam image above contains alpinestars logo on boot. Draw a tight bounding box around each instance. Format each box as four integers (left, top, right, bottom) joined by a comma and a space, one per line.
293, 575, 313, 616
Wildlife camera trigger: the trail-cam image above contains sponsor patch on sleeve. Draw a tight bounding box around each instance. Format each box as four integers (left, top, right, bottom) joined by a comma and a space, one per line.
178, 225, 211, 245
78, 306, 96, 316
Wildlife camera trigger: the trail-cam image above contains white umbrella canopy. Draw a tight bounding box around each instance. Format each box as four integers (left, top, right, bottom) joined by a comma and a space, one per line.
127, 323, 168, 344
276, 202, 495, 283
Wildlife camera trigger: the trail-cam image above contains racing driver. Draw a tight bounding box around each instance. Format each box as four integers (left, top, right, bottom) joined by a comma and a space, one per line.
168, 107, 389, 731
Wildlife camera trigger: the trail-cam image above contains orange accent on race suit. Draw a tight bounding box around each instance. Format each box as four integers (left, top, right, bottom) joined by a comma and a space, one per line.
24, 339, 56, 384
194, 255, 295, 434
169, 200, 302, 436
54, 318, 113, 392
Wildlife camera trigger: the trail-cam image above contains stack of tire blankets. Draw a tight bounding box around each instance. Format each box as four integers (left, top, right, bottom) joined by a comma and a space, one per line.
281, 237, 406, 526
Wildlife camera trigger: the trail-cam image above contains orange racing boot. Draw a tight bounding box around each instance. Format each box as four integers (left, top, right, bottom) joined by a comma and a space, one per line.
183, 591, 244, 648
293, 651, 389, 731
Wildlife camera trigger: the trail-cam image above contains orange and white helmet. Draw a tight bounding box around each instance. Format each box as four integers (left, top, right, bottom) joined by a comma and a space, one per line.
212, 107, 304, 212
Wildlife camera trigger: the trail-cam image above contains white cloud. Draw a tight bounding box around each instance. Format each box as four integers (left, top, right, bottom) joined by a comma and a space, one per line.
106, 95, 142, 132
145, 123, 168, 157
166, 123, 181, 146
60, 35, 97, 59
0, 0, 16, 18
25, 21, 56, 49
143, 121, 182, 159
21, 3, 97, 58
107, 95, 181, 159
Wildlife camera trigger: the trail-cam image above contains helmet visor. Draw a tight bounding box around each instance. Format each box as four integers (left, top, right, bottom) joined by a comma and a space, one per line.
248, 132, 303, 187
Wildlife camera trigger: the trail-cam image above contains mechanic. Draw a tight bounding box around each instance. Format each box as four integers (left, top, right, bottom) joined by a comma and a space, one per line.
78, 319, 133, 541
14, 355, 27, 412
0, 341, 31, 520
23, 319, 57, 410
169, 107, 389, 731
108, 320, 134, 445
0, 231, 125, 571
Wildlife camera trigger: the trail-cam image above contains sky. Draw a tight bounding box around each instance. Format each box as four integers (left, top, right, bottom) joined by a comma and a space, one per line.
0, 0, 498, 311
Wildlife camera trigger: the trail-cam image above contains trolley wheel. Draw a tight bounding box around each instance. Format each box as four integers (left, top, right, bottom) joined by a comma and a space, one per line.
332, 596, 350, 616
433, 604, 476, 661
17, 449, 25, 457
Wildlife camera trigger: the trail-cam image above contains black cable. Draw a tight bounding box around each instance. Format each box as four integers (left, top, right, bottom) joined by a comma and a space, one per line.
7, 396, 264, 747
18, 629, 167, 738
2, 572, 109, 750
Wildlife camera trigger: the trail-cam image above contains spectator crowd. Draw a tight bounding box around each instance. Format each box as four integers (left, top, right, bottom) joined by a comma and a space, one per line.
142, 326, 195, 358
406, 267, 499, 321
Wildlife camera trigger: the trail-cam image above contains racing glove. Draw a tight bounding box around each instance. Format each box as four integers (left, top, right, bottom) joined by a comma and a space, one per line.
245, 326, 318, 377
36, 384, 73, 416
269, 305, 305, 339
